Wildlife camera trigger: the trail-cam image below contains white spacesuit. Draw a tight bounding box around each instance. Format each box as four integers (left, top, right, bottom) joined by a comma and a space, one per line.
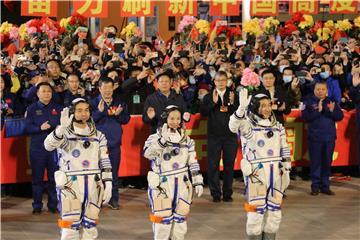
229, 89, 291, 240
143, 106, 203, 240
44, 99, 112, 240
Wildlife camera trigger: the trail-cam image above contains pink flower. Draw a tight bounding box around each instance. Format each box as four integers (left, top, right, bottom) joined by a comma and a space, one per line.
9, 26, 19, 40
259, 18, 265, 31
48, 29, 58, 39
241, 68, 260, 87
178, 15, 197, 33
27, 26, 37, 35
40, 23, 49, 33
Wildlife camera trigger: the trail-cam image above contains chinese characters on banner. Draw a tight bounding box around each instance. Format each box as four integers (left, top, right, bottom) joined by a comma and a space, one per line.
329, 0, 358, 14
120, 0, 154, 17
167, 0, 197, 16
289, 0, 319, 15
21, 0, 57, 17
72, 0, 108, 18
209, 0, 241, 16
250, 0, 279, 16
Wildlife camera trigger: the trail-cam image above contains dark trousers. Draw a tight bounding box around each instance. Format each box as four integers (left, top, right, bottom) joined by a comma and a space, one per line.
308, 140, 335, 191
207, 136, 238, 198
109, 146, 121, 203
356, 110, 360, 174
30, 147, 57, 210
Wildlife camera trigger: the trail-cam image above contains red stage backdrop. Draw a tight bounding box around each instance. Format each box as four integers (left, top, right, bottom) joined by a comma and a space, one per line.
0, 110, 357, 184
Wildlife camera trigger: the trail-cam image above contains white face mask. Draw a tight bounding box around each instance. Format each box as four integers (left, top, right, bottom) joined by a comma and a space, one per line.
227, 79, 233, 87
198, 94, 206, 101
189, 75, 196, 85
210, 70, 216, 78
283, 75, 292, 83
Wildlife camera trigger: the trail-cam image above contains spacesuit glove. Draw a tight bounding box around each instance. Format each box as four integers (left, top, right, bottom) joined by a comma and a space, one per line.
241, 159, 253, 177
195, 185, 203, 197
102, 181, 112, 204
54, 170, 68, 189
60, 107, 74, 129
160, 124, 183, 143
280, 158, 292, 172
236, 88, 252, 117
192, 173, 203, 186
147, 171, 160, 189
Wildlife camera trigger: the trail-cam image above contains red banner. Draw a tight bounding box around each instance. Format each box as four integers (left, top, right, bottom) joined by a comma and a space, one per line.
329, 0, 358, 14
120, 0, 154, 17
0, 110, 357, 184
72, 0, 108, 18
21, 0, 58, 17
166, 0, 197, 16
289, 0, 319, 15
250, 0, 279, 16
209, 0, 241, 16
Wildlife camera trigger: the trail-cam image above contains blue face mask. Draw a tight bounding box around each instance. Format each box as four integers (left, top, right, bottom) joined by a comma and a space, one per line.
283, 75, 292, 83
320, 71, 330, 79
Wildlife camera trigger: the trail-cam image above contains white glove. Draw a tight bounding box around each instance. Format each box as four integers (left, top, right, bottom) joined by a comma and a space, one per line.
241, 159, 253, 176
195, 185, 203, 197
160, 124, 183, 143
102, 181, 112, 204
56, 107, 74, 136
147, 171, 160, 189
54, 170, 67, 189
236, 88, 252, 117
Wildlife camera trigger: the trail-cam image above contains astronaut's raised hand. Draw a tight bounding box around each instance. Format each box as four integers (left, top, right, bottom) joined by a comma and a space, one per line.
237, 87, 252, 117
102, 181, 112, 204
56, 107, 73, 136
147, 171, 160, 189
195, 185, 203, 197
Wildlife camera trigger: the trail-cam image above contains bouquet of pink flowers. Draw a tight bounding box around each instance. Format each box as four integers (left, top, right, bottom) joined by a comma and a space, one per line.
178, 15, 198, 44
241, 68, 260, 92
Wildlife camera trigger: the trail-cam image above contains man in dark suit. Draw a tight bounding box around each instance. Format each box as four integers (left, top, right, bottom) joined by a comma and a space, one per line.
200, 71, 239, 202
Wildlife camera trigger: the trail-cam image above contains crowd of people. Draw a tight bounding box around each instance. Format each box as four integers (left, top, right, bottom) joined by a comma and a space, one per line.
1, 14, 360, 240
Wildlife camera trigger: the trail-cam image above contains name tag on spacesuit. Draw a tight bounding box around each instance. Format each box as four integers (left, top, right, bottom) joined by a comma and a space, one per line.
220, 106, 228, 112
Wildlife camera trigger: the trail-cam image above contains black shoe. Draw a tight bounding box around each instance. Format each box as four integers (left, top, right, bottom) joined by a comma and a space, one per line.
108, 201, 120, 210
310, 190, 319, 196
223, 197, 233, 202
320, 189, 335, 195
48, 207, 58, 213
32, 209, 42, 215
212, 196, 221, 202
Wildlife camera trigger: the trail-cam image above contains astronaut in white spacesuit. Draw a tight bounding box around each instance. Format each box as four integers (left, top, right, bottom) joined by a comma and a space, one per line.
229, 89, 291, 240
44, 98, 112, 240
143, 105, 203, 240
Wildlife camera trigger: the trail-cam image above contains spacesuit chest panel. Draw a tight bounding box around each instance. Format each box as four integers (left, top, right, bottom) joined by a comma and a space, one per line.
60, 136, 101, 173
243, 124, 282, 161
160, 144, 189, 173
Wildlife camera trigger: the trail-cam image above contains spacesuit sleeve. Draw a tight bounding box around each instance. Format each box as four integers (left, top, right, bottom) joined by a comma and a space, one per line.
98, 132, 112, 170
187, 138, 200, 173
143, 133, 166, 173
187, 137, 203, 186
279, 124, 291, 163
44, 127, 68, 152
228, 113, 253, 139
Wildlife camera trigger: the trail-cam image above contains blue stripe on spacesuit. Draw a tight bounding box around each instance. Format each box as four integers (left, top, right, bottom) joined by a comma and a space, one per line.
269, 163, 274, 197
67, 137, 100, 142
244, 176, 248, 195
63, 213, 81, 217
172, 178, 178, 211
148, 188, 154, 211
249, 197, 266, 202
252, 128, 280, 132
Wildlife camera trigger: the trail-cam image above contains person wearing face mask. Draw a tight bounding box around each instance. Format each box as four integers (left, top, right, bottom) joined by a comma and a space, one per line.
143, 105, 203, 240
332, 63, 354, 110
44, 98, 112, 240
200, 71, 239, 202
306, 63, 342, 103
176, 71, 196, 111
282, 67, 301, 108
257, 69, 291, 124
229, 89, 291, 240
302, 82, 344, 196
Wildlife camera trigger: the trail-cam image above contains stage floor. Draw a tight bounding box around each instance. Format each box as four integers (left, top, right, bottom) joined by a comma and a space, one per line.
1, 178, 360, 240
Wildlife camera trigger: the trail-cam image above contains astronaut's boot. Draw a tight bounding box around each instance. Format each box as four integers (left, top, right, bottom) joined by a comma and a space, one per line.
262, 232, 276, 240
247, 234, 262, 240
